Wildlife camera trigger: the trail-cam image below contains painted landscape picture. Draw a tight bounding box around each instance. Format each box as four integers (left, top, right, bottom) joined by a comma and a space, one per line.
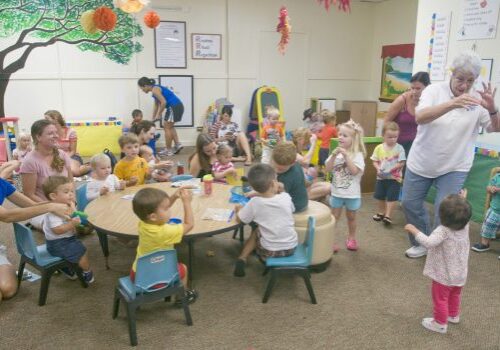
380, 56, 413, 102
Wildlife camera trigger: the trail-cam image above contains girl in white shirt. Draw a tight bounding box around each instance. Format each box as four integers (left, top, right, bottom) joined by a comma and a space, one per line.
86, 153, 125, 201
324, 120, 366, 251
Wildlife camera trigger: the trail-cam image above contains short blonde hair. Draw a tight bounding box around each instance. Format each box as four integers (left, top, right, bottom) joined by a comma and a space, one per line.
272, 141, 297, 166
118, 133, 139, 148
292, 127, 312, 148
321, 110, 336, 124
338, 120, 366, 157
18, 133, 31, 141
266, 106, 280, 119
90, 153, 110, 169
216, 143, 232, 156
139, 145, 153, 157
382, 121, 400, 135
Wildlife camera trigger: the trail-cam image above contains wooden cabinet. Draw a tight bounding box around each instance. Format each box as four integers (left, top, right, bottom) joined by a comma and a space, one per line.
342, 100, 378, 136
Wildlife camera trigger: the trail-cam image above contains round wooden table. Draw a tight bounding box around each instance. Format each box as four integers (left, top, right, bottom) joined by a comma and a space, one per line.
86, 182, 242, 286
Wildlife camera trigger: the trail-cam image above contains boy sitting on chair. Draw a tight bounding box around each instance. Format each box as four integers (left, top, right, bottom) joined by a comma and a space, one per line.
233, 164, 298, 277
131, 187, 197, 304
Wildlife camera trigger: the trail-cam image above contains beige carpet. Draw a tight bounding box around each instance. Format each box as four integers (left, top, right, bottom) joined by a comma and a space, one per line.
1, 151, 499, 349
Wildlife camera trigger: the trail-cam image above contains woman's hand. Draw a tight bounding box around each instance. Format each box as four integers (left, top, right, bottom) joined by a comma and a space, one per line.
49, 203, 72, 219
450, 93, 481, 109
478, 81, 497, 113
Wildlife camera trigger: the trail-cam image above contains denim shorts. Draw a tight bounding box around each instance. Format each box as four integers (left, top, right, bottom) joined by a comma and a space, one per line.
46, 236, 86, 264
329, 196, 361, 211
374, 179, 401, 202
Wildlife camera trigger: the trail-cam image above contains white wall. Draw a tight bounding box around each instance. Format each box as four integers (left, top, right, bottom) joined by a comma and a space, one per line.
1, 0, 418, 145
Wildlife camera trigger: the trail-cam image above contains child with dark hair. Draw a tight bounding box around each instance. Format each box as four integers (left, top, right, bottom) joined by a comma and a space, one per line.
233, 164, 298, 277
405, 192, 472, 334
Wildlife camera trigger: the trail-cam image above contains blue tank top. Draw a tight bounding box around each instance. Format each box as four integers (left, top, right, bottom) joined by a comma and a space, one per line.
153, 85, 181, 107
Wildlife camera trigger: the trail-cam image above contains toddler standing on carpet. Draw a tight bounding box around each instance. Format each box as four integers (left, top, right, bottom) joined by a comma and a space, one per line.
324, 120, 366, 251
405, 192, 471, 334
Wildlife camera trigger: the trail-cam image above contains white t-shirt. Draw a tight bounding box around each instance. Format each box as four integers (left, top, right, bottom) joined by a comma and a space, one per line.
327, 152, 365, 199
237, 192, 298, 251
42, 212, 75, 241
86, 174, 122, 201
409, 81, 492, 178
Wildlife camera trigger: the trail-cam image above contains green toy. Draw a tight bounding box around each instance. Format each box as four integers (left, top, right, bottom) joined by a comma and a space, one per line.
71, 211, 88, 220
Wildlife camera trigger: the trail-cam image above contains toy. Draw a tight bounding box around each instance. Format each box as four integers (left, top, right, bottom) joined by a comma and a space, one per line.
71, 211, 88, 220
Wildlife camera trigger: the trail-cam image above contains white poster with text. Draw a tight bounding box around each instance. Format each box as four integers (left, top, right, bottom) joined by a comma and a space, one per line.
458, 0, 500, 40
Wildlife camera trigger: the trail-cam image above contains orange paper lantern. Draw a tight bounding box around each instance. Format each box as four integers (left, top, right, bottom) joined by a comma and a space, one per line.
93, 6, 117, 32
115, 0, 144, 14
143, 11, 160, 29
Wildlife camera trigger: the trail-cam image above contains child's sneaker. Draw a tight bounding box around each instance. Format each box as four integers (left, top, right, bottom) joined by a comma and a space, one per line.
447, 315, 460, 324
233, 258, 246, 277
471, 243, 490, 252
174, 143, 184, 154
346, 239, 358, 251
421, 318, 447, 334
82, 270, 95, 284
59, 267, 78, 280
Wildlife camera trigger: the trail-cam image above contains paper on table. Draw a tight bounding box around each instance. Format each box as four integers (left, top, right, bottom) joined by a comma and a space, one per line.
226, 168, 244, 186
121, 194, 136, 200
202, 208, 233, 221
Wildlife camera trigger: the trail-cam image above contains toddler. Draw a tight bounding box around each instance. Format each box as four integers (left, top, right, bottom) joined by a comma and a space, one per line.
261, 106, 285, 164
42, 176, 94, 283
212, 144, 238, 183
128, 109, 143, 134
114, 134, 150, 186
233, 164, 298, 277
325, 120, 366, 251
317, 110, 338, 166
131, 187, 197, 303
371, 122, 406, 225
303, 108, 324, 134
471, 172, 500, 256
405, 193, 471, 334
12, 133, 32, 163
139, 145, 173, 182
86, 153, 125, 201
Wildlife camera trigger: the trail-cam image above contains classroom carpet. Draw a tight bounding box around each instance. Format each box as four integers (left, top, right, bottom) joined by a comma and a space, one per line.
1, 150, 499, 350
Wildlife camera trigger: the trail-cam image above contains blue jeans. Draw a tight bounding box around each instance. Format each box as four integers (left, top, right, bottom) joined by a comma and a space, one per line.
401, 169, 468, 246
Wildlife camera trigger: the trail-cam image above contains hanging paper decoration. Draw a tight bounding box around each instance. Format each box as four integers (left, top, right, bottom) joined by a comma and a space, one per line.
93, 6, 118, 32
143, 11, 160, 29
80, 10, 98, 34
318, 0, 351, 13
276, 6, 291, 55
114, 0, 150, 14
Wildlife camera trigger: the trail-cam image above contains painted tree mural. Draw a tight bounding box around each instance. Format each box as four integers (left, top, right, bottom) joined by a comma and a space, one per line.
0, 0, 144, 117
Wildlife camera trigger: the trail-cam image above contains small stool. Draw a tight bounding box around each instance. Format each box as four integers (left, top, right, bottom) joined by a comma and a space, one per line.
293, 200, 335, 271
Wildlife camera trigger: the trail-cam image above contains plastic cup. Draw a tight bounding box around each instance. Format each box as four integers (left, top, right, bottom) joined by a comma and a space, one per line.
168, 218, 182, 224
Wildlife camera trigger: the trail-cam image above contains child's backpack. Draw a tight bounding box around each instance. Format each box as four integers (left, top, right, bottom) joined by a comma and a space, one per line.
103, 148, 118, 171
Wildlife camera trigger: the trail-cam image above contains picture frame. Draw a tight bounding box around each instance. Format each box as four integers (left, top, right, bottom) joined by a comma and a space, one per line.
379, 56, 414, 102
191, 33, 222, 60
154, 21, 187, 68
158, 75, 194, 127
474, 59, 493, 91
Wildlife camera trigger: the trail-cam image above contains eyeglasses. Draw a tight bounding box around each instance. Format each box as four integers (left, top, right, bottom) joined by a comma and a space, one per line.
452, 75, 475, 86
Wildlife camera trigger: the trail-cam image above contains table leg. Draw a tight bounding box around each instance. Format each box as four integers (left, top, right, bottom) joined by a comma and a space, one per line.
187, 239, 194, 289
96, 230, 110, 270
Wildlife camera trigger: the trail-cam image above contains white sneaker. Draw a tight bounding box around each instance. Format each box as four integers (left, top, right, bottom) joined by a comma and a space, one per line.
422, 318, 447, 334
447, 315, 460, 324
405, 245, 427, 258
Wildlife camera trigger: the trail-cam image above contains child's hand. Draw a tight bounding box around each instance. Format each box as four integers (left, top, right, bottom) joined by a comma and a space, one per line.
225, 168, 238, 177
309, 133, 318, 145
179, 188, 192, 202
129, 176, 138, 186
487, 185, 498, 194
234, 204, 243, 213
156, 160, 173, 169
100, 186, 109, 195
404, 224, 419, 236
276, 181, 285, 193
118, 180, 126, 190
459, 188, 468, 198
71, 216, 81, 226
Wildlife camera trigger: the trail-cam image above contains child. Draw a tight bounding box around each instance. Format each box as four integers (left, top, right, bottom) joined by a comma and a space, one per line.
324, 120, 366, 251
131, 187, 197, 303
317, 110, 338, 166
114, 134, 150, 187
12, 133, 32, 163
42, 176, 94, 283
272, 142, 308, 213
128, 109, 143, 134
405, 193, 472, 334
233, 164, 298, 277
370, 122, 406, 225
471, 172, 499, 255
139, 145, 173, 182
86, 153, 125, 201
303, 108, 324, 134
212, 144, 238, 183
261, 106, 285, 164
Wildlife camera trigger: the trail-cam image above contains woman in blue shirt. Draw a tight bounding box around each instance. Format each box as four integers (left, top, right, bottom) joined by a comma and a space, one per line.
138, 77, 184, 156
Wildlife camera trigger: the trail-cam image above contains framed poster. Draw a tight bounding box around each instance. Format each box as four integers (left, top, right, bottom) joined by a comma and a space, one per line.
154, 21, 187, 68
474, 59, 493, 91
158, 75, 194, 127
191, 33, 222, 60
379, 44, 415, 102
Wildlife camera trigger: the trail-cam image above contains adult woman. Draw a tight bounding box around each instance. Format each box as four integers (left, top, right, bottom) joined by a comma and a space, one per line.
44, 110, 90, 177
138, 77, 184, 156
384, 72, 430, 158
402, 52, 499, 258
0, 177, 70, 304
209, 105, 252, 165
20, 119, 73, 227
132, 120, 156, 146
188, 133, 217, 178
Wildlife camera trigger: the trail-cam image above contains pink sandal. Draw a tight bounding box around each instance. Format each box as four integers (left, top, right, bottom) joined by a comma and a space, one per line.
346, 239, 358, 251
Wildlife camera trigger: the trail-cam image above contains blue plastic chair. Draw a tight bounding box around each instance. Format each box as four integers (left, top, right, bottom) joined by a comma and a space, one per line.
13, 223, 88, 306
262, 216, 317, 304
112, 249, 193, 346
75, 183, 89, 225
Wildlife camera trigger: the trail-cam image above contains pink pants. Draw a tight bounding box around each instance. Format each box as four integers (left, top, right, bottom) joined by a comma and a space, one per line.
432, 280, 463, 325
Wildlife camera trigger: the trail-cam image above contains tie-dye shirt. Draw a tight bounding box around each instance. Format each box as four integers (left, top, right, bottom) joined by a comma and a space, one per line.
370, 143, 406, 182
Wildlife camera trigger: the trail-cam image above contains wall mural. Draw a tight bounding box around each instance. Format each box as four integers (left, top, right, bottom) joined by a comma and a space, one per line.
0, 0, 144, 117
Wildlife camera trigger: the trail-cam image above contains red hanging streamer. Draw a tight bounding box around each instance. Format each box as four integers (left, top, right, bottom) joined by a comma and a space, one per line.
317, 0, 351, 13
276, 6, 291, 55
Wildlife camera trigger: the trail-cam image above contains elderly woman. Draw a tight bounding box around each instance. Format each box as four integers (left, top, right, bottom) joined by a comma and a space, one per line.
188, 133, 218, 178
402, 51, 500, 258
209, 106, 252, 165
